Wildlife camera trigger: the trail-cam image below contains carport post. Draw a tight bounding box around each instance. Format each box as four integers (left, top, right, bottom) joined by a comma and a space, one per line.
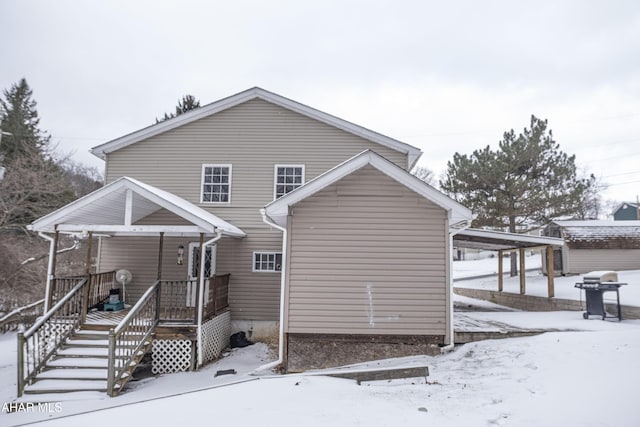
497, 250, 503, 292
546, 245, 555, 298
519, 248, 526, 295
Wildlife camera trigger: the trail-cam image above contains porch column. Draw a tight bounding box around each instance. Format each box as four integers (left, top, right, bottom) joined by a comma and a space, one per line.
546, 245, 555, 298
84, 231, 93, 275
497, 250, 503, 292
81, 231, 93, 323
157, 232, 164, 280
519, 248, 526, 295
194, 233, 204, 324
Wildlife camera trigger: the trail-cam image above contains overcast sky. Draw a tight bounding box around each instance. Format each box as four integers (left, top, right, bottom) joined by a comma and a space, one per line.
1, 0, 639, 205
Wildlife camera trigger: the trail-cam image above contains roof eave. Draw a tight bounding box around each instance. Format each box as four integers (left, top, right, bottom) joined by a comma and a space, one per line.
91, 87, 422, 163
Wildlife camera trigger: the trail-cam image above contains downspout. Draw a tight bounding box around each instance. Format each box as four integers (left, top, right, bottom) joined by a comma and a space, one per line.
256, 208, 287, 372
38, 232, 81, 312
39, 232, 56, 313
443, 218, 472, 353
196, 228, 223, 368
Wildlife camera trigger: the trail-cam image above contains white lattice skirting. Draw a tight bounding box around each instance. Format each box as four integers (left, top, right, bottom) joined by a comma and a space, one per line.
201, 311, 231, 364
152, 339, 192, 374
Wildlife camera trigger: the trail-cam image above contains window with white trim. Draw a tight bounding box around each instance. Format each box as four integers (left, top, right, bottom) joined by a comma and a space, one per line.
274, 165, 304, 199
201, 164, 231, 203
253, 251, 283, 272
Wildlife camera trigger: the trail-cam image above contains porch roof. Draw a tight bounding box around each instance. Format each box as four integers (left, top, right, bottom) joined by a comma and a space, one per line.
453, 228, 565, 251
28, 177, 246, 238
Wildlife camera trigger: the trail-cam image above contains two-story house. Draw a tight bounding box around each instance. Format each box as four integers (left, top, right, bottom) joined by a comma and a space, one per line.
22, 88, 471, 396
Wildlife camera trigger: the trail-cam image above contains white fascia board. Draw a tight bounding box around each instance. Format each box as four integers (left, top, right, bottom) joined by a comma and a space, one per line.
91, 87, 422, 164
265, 150, 472, 227
56, 224, 206, 234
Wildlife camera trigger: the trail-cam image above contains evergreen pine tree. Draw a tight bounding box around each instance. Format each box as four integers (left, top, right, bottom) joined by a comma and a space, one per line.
0, 78, 48, 162
440, 115, 597, 275
155, 94, 201, 123
0, 78, 74, 230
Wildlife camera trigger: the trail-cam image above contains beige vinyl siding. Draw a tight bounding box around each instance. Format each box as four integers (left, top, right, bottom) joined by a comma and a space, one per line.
564, 248, 640, 274
98, 236, 189, 303
285, 165, 448, 336
104, 98, 408, 230
216, 228, 282, 321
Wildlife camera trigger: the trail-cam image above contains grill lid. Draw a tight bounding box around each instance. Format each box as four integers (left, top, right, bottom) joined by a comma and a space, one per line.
582, 270, 618, 284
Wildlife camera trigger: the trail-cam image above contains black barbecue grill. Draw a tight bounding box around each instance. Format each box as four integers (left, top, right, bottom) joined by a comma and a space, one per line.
575, 271, 627, 321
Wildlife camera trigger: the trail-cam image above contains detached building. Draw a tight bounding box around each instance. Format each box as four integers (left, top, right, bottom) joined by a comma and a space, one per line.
613, 202, 639, 221
543, 220, 640, 275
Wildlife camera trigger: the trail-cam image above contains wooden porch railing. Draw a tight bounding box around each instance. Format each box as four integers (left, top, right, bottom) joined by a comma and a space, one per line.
0, 299, 44, 333
17, 277, 89, 397
107, 280, 160, 397
17, 271, 118, 396
158, 280, 197, 322
88, 271, 117, 309
158, 274, 231, 323
49, 271, 117, 310
204, 274, 230, 320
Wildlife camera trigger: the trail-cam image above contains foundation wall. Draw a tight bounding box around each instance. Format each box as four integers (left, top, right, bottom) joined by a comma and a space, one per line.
286, 333, 443, 372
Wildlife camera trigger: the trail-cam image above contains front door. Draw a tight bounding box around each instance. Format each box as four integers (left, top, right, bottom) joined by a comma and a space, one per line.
186, 243, 216, 307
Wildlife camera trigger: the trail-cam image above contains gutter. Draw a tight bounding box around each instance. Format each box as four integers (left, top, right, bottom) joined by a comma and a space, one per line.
197, 228, 223, 367
255, 208, 287, 372
443, 218, 472, 353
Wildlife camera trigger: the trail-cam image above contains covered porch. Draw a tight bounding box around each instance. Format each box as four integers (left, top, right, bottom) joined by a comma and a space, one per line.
20, 177, 245, 397
453, 228, 565, 297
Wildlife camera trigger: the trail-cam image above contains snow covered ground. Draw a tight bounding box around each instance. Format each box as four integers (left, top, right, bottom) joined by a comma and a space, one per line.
2, 259, 640, 426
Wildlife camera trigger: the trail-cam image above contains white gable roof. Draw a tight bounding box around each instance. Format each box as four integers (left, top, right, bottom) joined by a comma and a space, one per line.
29, 177, 245, 238
90, 87, 423, 169
263, 150, 473, 228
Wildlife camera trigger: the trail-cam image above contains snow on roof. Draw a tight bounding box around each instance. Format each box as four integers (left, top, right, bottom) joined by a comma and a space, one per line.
551, 220, 640, 249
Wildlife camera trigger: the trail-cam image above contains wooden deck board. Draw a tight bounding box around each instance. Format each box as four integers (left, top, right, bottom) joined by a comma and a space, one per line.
84, 308, 131, 326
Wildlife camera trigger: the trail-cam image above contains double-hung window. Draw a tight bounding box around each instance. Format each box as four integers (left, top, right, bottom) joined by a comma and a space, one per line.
253, 251, 282, 272
274, 165, 304, 199
201, 164, 231, 203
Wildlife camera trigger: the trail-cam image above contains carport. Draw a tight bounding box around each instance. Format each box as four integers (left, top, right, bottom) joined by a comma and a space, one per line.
453, 228, 565, 297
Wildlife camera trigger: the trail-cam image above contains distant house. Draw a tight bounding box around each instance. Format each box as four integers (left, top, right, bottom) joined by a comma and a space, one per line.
613, 202, 639, 221
543, 220, 640, 275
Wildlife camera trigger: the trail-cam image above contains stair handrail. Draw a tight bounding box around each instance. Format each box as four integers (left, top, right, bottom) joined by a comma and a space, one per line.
107, 280, 160, 397
17, 277, 89, 397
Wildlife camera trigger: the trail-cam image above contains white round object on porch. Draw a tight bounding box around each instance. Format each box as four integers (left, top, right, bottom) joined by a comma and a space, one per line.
115, 269, 133, 304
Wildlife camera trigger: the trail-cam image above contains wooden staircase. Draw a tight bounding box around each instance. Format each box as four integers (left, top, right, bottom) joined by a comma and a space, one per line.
23, 325, 153, 396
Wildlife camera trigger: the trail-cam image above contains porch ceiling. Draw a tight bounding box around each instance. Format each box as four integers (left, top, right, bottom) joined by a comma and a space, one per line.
28, 177, 246, 238
453, 228, 564, 251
